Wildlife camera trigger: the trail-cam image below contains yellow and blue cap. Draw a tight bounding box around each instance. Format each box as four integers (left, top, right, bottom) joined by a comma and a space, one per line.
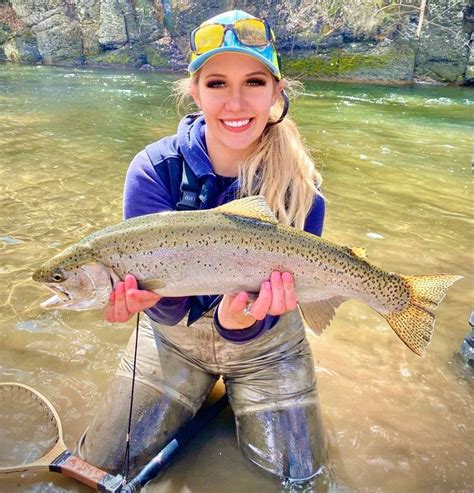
188, 10, 282, 80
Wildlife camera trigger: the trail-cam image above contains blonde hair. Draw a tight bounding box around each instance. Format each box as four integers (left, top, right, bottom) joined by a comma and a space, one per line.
173, 77, 323, 230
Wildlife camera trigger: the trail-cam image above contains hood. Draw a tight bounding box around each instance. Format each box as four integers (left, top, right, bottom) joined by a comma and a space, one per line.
176, 113, 240, 212
177, 114, 215, 180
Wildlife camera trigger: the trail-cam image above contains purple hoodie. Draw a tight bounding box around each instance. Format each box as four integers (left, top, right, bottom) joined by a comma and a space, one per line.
123, 115, 325, 343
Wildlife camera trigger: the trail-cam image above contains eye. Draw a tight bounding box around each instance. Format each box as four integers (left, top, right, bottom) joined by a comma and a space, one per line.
247, 78, 267, 86
51, 269, 65, 283
206, 79, 226, 88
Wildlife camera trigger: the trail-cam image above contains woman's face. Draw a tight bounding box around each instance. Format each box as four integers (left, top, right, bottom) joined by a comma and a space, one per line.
191, 53, 284, 166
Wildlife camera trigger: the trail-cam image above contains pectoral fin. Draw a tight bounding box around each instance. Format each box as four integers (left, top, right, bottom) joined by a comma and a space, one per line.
299, 296, 348, 335
138, 278, 166, 292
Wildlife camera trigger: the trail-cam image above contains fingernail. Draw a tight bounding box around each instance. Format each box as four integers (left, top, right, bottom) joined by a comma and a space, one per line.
282, 272, 293, 283
263, 281, 271, 289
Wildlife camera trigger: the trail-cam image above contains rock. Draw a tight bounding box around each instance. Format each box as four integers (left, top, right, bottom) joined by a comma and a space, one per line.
9, 0, 83, 64
464, 32, 474, 85
73, 0, 101, 57
133, 0, 164, 43
87, 44, 145, 68
0, 22, 12, 45
143, 45, 169, 69
465, 65, 474, 85
4, 32, 41, 63
283, 43, 415, 84
1, 0, 472, 85
98, 0, 128, 49
415, 0, 471, 84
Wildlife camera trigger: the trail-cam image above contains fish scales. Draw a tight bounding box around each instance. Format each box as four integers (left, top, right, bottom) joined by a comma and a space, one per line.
33, 196, 462, 356
88, 211, 391, 306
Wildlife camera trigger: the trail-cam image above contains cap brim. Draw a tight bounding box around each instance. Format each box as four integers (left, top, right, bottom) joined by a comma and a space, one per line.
188, 47, 281, 79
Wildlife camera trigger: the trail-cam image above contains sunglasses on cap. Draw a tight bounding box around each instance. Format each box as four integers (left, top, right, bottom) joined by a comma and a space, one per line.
190, 17, 275, 56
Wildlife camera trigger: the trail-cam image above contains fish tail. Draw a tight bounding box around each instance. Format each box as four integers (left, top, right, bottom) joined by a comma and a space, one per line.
383, 274, 462, 357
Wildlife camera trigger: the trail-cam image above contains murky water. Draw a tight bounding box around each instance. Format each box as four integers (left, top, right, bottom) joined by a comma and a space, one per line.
0, 64, 472, 492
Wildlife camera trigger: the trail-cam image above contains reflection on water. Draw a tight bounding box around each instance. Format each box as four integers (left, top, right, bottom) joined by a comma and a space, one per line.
0, 64, 473, 492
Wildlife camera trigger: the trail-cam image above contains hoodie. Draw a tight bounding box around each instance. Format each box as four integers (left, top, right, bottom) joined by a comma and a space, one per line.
123, 115, 325, 342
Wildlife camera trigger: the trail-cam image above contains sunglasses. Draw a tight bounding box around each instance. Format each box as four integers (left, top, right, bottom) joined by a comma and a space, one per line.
190, 18, 275, 55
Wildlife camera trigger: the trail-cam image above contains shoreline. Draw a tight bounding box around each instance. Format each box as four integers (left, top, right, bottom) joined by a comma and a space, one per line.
2, 60, 472, 88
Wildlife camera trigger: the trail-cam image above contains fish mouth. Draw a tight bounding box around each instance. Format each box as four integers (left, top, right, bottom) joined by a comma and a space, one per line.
40, 284, 73, 309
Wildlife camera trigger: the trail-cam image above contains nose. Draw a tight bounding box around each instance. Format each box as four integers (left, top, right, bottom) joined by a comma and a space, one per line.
224, 86, 247, 112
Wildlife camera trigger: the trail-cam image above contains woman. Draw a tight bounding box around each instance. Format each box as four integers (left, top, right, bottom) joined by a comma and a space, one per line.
79, 9, 327, 484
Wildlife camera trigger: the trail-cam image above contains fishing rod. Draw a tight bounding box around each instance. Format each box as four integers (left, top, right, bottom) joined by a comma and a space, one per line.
118, 312, 230, 492
119, 392, 229, 492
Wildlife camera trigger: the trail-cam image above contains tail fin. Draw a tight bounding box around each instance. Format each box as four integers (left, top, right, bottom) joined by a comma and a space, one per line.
383, 274, 462, 357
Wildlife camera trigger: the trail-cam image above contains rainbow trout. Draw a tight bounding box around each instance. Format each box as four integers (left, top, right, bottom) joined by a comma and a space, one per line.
33, 197, 461, 356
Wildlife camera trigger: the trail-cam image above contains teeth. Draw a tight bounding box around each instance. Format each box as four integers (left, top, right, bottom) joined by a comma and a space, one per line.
223, 119, 250, 128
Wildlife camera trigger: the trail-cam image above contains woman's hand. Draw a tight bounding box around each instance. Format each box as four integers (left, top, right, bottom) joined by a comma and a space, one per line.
105, 274, 162, 323
217, 271, 297, 330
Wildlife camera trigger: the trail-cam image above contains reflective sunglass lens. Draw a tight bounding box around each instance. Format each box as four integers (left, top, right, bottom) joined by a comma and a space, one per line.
194, 24, 224, 54
235, 19, 268, 46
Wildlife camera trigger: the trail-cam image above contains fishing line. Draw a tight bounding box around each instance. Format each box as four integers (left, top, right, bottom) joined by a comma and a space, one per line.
121, 311, 140, 481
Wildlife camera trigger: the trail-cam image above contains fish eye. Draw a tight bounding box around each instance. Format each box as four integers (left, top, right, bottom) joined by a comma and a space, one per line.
51, 269, 65, 283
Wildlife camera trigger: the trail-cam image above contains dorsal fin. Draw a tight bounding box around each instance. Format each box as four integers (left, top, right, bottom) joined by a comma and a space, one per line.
215, 196, 278, 224
349, 246, 368, 260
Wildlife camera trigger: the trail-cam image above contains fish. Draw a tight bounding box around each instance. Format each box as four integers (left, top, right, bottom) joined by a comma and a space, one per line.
32, 196, 462, 356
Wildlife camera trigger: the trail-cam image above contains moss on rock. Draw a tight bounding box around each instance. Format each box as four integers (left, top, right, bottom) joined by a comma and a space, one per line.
143, 46, 168, 68
87, 45, 144, 67
283, 45, 415, 83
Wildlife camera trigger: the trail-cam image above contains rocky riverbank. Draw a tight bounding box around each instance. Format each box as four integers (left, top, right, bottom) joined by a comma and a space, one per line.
1, 0, 473, 86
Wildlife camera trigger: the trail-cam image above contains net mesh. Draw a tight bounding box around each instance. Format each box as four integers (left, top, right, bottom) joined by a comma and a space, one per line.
0, 384, 59, 468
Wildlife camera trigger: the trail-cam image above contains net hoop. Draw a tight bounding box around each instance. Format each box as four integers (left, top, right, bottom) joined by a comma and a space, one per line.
0, 381, 65, 474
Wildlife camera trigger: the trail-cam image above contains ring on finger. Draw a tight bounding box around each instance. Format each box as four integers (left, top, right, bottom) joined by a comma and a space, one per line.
243, 301, 253, 317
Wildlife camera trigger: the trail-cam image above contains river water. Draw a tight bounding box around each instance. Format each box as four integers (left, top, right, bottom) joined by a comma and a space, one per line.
0, 64, 472, 492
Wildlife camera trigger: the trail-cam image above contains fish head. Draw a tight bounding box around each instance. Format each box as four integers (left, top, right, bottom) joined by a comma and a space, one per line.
33, 245, 118, 310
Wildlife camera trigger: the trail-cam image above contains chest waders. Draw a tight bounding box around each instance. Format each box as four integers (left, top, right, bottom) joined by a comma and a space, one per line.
78, 146, 327, 484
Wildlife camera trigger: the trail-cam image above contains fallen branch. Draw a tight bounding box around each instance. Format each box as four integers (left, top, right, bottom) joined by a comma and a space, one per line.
416, 0, 427, 39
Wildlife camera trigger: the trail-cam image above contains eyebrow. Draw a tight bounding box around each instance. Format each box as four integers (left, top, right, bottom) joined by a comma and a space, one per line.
204, 71, 269, 79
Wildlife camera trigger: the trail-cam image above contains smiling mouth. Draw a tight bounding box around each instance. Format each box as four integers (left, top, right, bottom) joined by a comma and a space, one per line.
221, 118, 253, 132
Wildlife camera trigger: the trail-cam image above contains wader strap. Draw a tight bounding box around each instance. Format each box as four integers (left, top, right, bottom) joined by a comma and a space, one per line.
176, 161, 201, 211
145, 141, 221, 325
